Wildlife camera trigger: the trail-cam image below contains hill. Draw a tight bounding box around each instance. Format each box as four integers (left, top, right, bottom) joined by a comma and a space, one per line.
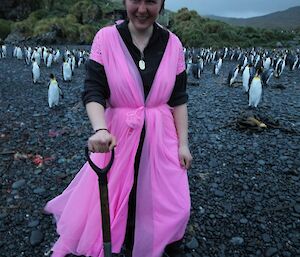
0, 0, 124, 44
207, 6, 300, 30
1, 3, 299, 48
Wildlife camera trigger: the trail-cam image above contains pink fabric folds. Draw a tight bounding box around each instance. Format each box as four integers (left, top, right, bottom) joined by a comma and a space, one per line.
44, 24, 190, 257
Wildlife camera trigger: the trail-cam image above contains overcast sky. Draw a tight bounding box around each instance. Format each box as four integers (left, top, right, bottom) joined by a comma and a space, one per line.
165, 0, 300, 18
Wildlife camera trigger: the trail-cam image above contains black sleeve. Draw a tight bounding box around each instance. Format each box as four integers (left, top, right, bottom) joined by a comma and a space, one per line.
167, 70, 188, 107
82, 59, 110, 108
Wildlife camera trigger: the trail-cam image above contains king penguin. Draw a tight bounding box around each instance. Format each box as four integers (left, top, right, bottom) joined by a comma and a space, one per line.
53, 48, 60, 63
62, 57, 72, 82
46, 50, 53, 68
227, 64, 240, 86
263, 56, 271, 70
261, 68, 274, 87
48, 74, 63, 108
213, 57, 222, 75
16, 46, 23, 60
191, 54, 201, 79
1, 45, 7, 58
274, 58, 285, 78
248, 68, 263, 108
32, 58, 40, 84
242, 64, 251, 93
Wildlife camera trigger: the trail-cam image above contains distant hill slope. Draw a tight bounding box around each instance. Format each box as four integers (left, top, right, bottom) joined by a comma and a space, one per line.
207, 6, 300, 30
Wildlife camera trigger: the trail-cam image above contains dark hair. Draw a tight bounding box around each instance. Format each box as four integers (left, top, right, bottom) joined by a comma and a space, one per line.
160, 0, 165, 14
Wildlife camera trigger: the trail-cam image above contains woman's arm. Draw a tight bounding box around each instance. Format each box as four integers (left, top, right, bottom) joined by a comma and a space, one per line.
173, 103, 192, 169
86, 102, 107, 131
86, 102, 116, 153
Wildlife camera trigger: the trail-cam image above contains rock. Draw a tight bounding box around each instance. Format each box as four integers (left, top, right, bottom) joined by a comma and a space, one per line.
29, 230, 43, 246
262, 233, 272, 243
4, 32, 26, 44
12, 179, 26, 190
208, 159, 218, 168
294, 204, 300, 213
28, 220, 40, 228
33, 187, 46, 195
186, 237, 199, 249
198, 206, 205, 215
258, 160, 266, 165
265, 247, 278, 257
240, 218, 248, 224
0, 212, 8, 219
2, 52, 300, 257
214, 190, 225, 197
282, 251, 292, 257
230, 237, 244, 246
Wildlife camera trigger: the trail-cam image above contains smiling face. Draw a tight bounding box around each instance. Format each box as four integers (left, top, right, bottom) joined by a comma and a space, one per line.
124, 0, 163, 32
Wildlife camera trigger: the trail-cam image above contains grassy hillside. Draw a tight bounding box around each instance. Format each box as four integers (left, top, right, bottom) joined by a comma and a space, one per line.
1, 0, 123, 43
171, 8, 298, 48
207, 6, 300, 30
1, 2, 299, 47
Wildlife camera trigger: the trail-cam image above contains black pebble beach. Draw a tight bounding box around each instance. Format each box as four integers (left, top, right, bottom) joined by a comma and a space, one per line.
0, 46, 300, 257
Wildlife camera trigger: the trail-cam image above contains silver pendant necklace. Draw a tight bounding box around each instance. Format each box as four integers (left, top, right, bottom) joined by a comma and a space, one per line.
132, 37, 147, 70
139, 52, 146, 70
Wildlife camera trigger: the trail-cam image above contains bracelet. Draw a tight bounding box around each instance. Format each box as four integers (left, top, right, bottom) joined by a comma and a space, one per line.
94, 128, 109, 133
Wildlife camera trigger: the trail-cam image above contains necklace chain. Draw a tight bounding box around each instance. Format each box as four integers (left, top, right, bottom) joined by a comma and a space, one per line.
132, 36, 149, 53
131, 36, 149, 70
128, 23, 153, 71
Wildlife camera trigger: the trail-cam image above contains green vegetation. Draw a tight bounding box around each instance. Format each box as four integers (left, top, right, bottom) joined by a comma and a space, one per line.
7, 0, 122, 43
171, 8, 297, 48
5, 2, 299, 47
0, 19, 13, 39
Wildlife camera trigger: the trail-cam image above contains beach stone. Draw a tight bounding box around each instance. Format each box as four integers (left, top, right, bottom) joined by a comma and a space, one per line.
265, 247, 278, 257
230, 236, 244, 246
282, 251, 292, 257
186, 237, 199, 249
294, 204, 300, 213
240, 218, 248, 224
33, 187, 46, 194
30, 230, 44, 246
262, 233, 272, 243
12, 179, 26, 189
28, 220, 40, 228
214, 190, 225, 197
1, 48, 300, 257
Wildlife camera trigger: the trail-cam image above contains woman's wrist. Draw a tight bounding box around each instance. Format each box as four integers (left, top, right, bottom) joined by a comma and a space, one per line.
94, 128, 109, 133
179, 142, 189, 147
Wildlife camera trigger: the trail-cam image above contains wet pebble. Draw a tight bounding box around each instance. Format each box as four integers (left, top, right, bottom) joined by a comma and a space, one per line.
28, 220, 40, 228
186, 237, 199, 249
30, 230, 44, 246
1, 51, 300, 257
265, 247, 278, 257
33, 187, 46, 194
230, 236, 244, 246
262, 233, 272, 243
12, 179, 26, 190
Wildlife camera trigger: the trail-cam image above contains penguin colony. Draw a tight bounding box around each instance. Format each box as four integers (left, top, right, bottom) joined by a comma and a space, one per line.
1, 44, 299, 110
0, 44, 89, 108
184, 47, 300, 108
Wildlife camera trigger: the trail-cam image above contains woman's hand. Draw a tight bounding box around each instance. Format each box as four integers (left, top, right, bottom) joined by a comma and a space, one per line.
88, 130, 117, 153
178, 144, 192, 169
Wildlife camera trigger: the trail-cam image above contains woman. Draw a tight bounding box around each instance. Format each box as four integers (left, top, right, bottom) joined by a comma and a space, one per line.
45, 0, 192, 256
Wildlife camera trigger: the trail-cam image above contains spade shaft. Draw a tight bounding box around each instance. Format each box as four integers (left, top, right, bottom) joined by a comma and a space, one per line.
85, 147, 114, 257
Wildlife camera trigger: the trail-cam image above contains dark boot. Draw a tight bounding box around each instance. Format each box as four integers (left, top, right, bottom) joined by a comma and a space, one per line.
164, 240, 185, 257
